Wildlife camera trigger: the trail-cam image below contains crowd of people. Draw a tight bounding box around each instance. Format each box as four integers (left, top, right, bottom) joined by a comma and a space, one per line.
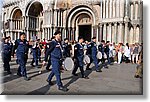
1, 30, 143, 92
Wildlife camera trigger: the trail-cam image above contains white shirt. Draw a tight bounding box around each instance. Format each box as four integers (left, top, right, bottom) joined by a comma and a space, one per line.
124, 46, 131, 57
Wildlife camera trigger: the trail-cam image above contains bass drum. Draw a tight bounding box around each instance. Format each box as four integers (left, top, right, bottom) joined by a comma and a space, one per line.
104, 53, 107, 59
83, 55, 90, 64
64, 57, 74, 71
97, 51, 102, 59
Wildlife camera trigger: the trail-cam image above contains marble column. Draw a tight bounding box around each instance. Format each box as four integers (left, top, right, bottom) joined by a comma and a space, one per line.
118, 23, 123, 43
57, 10, 59, 26
120, 0, 125, 17
133, 25, 136, 43
108, 23, 112, 42
103, 24, 107, 41
96, 26, 99, 41
26, 16, 29, 40
61, 11, 63, 27
111, 24, 115, 43
116, 0, 120, 17
135, 2, 139, 20
100, 1, 103, 19
139, 25, 143, 43
99, 24, 103, 42
124, 23, 129, 44
112, 0, 116, 18
130, 3, 134, 20
103, 0, 106, 18
106, 0, 109, 18
54, 9, 57, 27
135, 26, 140, 43
109, 0, 112, 18
133, 2, 135, 20
125, 0, 128, 17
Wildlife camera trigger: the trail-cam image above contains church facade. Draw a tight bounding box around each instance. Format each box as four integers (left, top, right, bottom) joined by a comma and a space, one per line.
1, 0, 143, 44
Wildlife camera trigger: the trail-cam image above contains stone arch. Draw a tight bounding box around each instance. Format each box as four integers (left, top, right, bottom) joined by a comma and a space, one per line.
10, 7, 23, 19
66, 5, 96, 27
25, 0, 43, 16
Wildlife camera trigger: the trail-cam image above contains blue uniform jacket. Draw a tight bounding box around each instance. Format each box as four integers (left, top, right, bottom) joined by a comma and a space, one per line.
2, 42, 12, 61
45, 40, 62, 61
74, 43, 84, 61
13, 39, 30, 60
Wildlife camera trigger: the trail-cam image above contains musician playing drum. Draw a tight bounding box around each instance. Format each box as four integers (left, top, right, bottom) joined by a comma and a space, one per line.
86, 37, 102, 72
72, 36, 89, 79
98, 40, 108, 68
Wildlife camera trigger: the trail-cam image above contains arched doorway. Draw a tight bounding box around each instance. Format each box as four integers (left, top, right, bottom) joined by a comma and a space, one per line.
26, 1, 43, 40
11, 8, 23, 40
66, 5, 96, 42
78, 14, 92, 41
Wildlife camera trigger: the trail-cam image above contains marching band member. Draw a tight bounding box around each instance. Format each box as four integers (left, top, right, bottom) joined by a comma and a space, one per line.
31, 39, 39, 68
2, 37, 12, 74
43, 30, 68, 92
37, 39, 43, 62
86, 37, 102, 72
12, 32, 31, 81
45, 37, 55, 71
98, 40, 108, 68
72, 36, 89, 79
63, 38, 71, 58
105, 41, 111, 65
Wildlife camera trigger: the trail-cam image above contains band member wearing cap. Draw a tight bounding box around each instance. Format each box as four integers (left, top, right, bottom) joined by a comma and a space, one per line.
63, 38, 71, 58
31, 39, 39, 68
2, 37, 12, 74
72, 36, 89, 79
12, 32, 31, 81
43, 30, 68, 92
98, 40, 108, 68
86, 37, 102, 72
45, 36, 55, 71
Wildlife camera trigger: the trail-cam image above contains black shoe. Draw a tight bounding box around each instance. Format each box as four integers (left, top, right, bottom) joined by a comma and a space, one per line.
104, 66, 108, 69
96, 69, 102, 72
4, 69, 7, 71
7, 71, 12, 74
31, 64, 35, 67
58, 86, 69, 92
134, 75, 139, 78
46, 68, 51, 71
86, 68, 92, 70
24, 77, 30, 81
82, 76, 89, 79
46, 79, 54, 86
72, 73, 78, 76
17, 72, 22, 77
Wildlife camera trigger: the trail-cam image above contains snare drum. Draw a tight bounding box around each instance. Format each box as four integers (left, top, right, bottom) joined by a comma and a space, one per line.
63, 57, 74, 70
97, 51, 102, 59
83, 55, 90, 64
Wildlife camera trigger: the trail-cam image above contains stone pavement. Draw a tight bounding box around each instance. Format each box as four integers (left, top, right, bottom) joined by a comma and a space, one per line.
0, 54, 142, 95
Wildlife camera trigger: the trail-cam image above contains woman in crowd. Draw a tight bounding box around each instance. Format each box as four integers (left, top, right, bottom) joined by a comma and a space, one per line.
124, 43, 131, 63
117, 43, 123, 64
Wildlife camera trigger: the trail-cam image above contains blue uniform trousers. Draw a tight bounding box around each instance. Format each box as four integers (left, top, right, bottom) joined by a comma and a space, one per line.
37, 49, 41, 61
47, 59, 63, 87
46, 56, 51, 69
106, 52, 111, 65
31, 49, 38, 66
3, 58, 10, 72
72, 57, 85, 77
17, 54, 27, 77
